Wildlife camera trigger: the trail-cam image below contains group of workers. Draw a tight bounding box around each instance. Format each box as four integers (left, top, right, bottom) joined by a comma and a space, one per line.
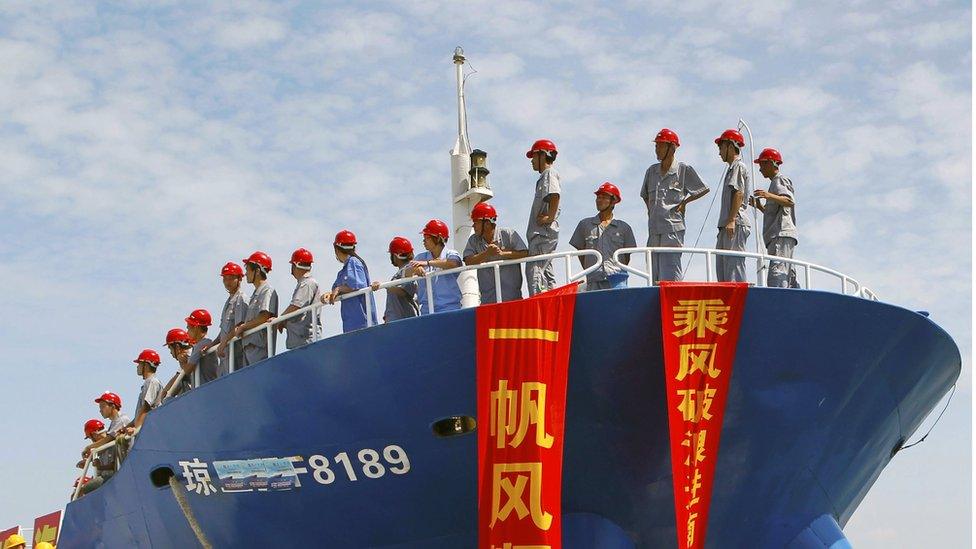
72, 129, 797, 497
1, 534, 53, 549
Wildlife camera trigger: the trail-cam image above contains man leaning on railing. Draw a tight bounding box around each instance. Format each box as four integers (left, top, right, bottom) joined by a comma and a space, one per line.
76, 420, 115, 496
463, 202, 529, 304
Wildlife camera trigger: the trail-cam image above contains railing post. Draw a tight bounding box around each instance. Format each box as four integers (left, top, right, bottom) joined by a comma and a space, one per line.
193, 363, 200, 388
705, 252, 714, 282
365, 289, 374, 327
493, 265, 502, 303
426, 276, 435, 314
564, 255, 571, 284
645, 250, 652, 287
266, 325, 274, 358
229, 339, 235, 374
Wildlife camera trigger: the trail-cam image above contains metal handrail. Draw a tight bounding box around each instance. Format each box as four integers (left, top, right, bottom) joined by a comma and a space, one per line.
612, 246, 878, 300
72, 426, 140, 501
189, 250, 603, 378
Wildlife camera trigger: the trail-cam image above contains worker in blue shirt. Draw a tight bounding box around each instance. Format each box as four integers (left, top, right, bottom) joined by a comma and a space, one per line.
409, 219, 463, 314
321, 230, 377, 332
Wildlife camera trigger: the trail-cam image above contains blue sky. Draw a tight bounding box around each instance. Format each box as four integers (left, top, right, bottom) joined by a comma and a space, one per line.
0, 0, 969, 546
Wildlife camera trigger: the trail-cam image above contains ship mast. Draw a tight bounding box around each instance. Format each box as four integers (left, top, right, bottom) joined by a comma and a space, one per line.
450, 47, 493, 307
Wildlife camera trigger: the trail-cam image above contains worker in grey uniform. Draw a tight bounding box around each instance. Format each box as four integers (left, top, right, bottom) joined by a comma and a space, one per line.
185, 309, 218, 384
215, 262, 247, 375
714, 129, 752, 282
161, 328, 194, 398
231, 251, 279, 366
640, 128, 710, 282
371, 236, 420, 322
80, 391, 131, 485
751, 148, 798, 288
126, 348, 163, 433
463, 202, 529, 304
524, 138, 562, 296
570, 182, 637, 290
277, 247, 320, 349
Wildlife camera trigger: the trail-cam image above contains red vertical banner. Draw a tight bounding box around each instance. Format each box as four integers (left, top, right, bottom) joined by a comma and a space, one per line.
659, 282, 748, 549
477, 283, 579, 549
32, 510, 62, 546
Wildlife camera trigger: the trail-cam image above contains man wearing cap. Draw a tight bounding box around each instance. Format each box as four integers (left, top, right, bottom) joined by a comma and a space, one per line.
161, 328, 194, 399
570, 182, 638, 290
232, 251, 279, 366
185, 309, 218, 384
278, 248, 320, 349
82, 392, 130, 466
409, 220, 463, 314
215, 262, 247, 375
524, 138, 562, 296
371, 237, 420, 322
463, 202, 529, 304
714, 129, 752, 282
751, 148, 798, 288
77, 419, 115, 495
127, 349, 163, 433
640, 128, 710, 283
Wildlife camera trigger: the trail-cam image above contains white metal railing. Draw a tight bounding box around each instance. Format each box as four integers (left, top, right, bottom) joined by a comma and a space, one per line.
188, 249, 603, 378
72, 426, 140, 501
612, 246, 878, 300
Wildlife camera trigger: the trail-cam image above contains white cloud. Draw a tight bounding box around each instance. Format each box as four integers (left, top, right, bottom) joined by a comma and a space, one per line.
213, 16, 286, 49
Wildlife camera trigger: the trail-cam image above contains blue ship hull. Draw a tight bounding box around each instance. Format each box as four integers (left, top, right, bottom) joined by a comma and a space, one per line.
59, 287, 959, 548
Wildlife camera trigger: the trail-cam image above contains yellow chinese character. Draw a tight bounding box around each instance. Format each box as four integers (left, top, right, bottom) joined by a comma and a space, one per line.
681, 429, 707, 467
489, 462, 553, 531
672, 299, 730, 338
676, 386, 716, 423
676, 343, 720, 381
687, 511, 699, 547
490, 380, 554, 449
684, 467, 703, 502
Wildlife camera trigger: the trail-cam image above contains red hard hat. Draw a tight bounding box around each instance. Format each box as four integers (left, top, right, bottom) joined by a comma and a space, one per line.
471, 202, 498, 221
388, 236, 414, 256
185, 309, 212, 327
84, 419, 105, 438
290, 247, 314, 265
95, 391, 122, 409
654, 128, 680, 147
594, 181, 622, 203
526, 138, 558, 158
754, 148, 783, 165
133, 349, 161, 366
243, 251, 272, 272
334, 230, 357, 249
221, 262, 244, 277
714, 129, 745, 148
165, 328, 192, 347
421, 219, 450, 241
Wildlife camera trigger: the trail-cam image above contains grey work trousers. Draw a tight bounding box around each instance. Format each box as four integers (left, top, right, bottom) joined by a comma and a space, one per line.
647, 230, 685, 283
526, 237, 558, 296
767, 237, 798, 288
218, 341, 245, 376
715, 225, 750, 282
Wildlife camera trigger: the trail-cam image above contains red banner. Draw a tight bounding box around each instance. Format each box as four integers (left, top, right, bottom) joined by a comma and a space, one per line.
0, 527, 19, 543
32, 510, 61, 547
477, 283, 579, 549
660, 282, 747, 549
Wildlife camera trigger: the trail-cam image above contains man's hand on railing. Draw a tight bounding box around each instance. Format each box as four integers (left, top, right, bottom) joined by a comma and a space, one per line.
215, 340, 227, 358
320, 289, 340, 305
370, 281, 381, 291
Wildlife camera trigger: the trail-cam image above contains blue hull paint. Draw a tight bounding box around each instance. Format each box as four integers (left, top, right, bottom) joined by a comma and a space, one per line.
59, 287, 960, 548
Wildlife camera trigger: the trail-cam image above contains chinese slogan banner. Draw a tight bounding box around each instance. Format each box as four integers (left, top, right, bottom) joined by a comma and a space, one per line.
477, 282, 579, 549
32, 510, 61, 546
659, 282, 747, 549
0, 527, 19, 542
